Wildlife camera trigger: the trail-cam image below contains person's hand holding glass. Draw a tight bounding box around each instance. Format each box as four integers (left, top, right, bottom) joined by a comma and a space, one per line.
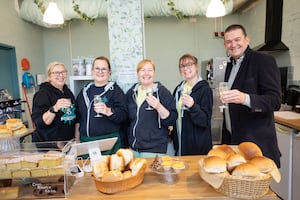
146, 88, 154, 110
94, 95, 103, 117
219, 82, 229, 112
181, 89, 191, 110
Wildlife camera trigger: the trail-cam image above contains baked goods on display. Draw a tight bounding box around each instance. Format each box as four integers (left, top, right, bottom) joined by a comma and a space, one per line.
0, 118, 28, 138
203, 156, 227, 173
198, 142, 281, 199
150, 155, 187, 174
92, 148, 147, 194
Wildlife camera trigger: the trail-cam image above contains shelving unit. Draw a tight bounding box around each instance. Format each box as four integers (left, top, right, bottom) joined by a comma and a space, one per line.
0, 98, 23, 124
69, 76, 93, 97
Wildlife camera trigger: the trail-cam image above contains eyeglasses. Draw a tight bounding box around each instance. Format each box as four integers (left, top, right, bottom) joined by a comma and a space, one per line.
51, 70, 67, 76
94, 67, 109, 72
179, 62, 195, 69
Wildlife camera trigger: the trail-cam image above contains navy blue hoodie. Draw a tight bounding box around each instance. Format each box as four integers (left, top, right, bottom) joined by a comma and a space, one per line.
172, 79, 213, 155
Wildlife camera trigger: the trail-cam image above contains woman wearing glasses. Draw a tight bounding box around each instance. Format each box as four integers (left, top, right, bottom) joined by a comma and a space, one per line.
172, 54, 213, 156
126, 59, 177, 158
75, 56, 127, 155
32, 62, 76, 143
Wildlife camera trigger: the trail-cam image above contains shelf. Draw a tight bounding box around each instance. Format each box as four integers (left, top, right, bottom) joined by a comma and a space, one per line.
69, 76, 93, 97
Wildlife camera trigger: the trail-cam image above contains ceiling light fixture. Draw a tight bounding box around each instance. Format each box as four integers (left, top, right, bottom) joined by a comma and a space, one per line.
205, 0, 226, 18
43, 2, 64, 24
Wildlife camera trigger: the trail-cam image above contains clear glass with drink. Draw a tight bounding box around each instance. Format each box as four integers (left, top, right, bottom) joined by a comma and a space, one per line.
219, 82, 228, 112
94, 95, 103, 117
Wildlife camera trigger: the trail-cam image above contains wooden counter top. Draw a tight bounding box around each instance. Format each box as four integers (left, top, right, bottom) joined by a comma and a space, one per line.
51, 156, 279, 200
274, 111, 300, 131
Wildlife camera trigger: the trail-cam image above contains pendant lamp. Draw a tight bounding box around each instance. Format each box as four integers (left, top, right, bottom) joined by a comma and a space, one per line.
206, 0, 226, 18
43, 2, 64, 24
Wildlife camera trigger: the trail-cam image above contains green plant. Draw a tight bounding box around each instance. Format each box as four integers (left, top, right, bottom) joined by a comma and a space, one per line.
34, 0, 46, 14
72, 0, 96, 24
167, 0, 187, 19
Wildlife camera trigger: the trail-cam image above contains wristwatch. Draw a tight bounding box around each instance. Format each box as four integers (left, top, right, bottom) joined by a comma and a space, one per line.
49, 106, 58, 114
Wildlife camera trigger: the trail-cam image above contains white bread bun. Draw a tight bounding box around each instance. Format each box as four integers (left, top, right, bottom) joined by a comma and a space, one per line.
227, 153, 247, 171
207, 148, 228, 160
116, 148, 133, 166
215, 144, 236, 159
6, 118, 23, 131
93, 160, 109, 179
203, 156, 227, 173
249, 156, 276, 173
109, 154, 125, 171
129, 158, 147, 176
231, 163, 261, 177
238, 142, 263, 160
101, 170, 123, 182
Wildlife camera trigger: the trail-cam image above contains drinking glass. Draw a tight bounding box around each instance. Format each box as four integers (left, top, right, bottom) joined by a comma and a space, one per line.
146, 88, 154, 110
181, 89, 191, 111
94, 95, 102, 117
219, 82, 228, 112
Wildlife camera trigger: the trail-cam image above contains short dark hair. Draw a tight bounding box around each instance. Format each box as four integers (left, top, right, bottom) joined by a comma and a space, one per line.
224, 24, 247, 36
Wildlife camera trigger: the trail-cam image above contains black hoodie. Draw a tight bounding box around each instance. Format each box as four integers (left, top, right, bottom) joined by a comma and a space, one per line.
31, 82, 76, 142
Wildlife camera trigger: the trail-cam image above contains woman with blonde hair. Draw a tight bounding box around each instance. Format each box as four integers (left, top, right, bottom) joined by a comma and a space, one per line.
32, 62, 76, 143
126, 59, 177, 158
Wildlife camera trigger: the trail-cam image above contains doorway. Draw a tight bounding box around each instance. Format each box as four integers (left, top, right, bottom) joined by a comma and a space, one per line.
0, 43, 19, 98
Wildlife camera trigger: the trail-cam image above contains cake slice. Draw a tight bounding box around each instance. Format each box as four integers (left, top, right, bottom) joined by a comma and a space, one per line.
30, 168, 48, 177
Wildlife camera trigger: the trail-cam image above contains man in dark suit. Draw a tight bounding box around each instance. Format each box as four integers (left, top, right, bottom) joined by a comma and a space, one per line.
220, 24, 281, 167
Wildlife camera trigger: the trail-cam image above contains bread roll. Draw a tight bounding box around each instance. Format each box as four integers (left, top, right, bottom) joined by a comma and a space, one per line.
231, 163, 261, 177
227, 153, 246, 171
122, 170, 132, 179
5, 118, 23, 131
129, 158, 146, 176
101, 170, 123, 182
249, 156, 275, 173
93, 160, 109, 179
238, 142, 263, 160
109, 154, 125, 171
216, 144, 236, 158
207, 148, 228, 160
116, 148, 133, 166
12, 125, 27, 136
203, 156, 227, 173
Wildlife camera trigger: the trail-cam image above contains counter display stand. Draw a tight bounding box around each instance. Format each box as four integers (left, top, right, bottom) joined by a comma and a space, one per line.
0, 141, 78, 199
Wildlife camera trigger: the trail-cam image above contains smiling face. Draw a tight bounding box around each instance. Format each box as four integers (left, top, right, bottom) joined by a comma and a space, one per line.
137, 60, 155, 88
179, 56, 198, 81
92, 59, 111, 86
224, 28, 250, 60
48, 63, 67, 90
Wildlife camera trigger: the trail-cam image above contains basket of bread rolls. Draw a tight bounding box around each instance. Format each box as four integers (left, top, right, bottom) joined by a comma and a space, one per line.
199, 142, 281, 200
92, 148, 147, 194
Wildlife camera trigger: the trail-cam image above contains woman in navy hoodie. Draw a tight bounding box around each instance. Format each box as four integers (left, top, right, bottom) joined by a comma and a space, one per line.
126, 59, 177, 158
172, 54, 213, 156
75, 56, 127, 155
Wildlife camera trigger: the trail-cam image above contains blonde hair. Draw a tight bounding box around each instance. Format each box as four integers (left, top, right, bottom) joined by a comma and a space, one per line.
45, 61, 66, 82
137, 59, 155, 72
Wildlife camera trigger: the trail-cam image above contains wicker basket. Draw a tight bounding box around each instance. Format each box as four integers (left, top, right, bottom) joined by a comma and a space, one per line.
93, 164, 146, 194
215, 174, 272, 200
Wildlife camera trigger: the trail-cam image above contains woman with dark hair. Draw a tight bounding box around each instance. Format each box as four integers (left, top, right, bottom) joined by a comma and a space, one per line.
75, 56, 127, 155
172, 54, 213, 155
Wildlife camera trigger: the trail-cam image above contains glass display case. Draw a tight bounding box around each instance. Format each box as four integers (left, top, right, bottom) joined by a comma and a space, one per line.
0, 141, 77, 199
